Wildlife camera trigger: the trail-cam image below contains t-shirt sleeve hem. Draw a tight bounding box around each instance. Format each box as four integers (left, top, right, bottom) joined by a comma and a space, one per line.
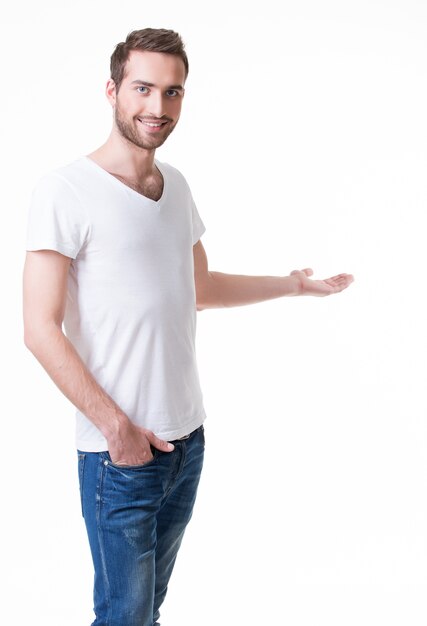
192, 223, 206, 245
26, 240, 78, 259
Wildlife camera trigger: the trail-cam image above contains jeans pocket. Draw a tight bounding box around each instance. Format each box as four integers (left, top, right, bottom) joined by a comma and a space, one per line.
77, 451, 86, 518
101, 447, 160, 471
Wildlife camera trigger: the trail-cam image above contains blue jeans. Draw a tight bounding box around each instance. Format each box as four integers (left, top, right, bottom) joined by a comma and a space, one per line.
78, 425, 205, 626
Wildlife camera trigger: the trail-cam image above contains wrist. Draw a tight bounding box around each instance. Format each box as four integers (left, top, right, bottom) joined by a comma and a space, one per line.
283, 274, 303, 296
100, 411, 131, 440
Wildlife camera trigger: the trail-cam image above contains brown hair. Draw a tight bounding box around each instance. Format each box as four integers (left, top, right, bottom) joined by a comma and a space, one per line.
110, 28, 189, 92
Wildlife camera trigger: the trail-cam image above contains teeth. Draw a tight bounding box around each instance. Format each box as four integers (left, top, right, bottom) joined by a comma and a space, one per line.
140, 120, 163, 127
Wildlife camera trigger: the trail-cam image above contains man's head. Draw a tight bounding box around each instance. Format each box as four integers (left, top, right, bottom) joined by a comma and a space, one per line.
110, 28, 189, 94
107, 28, 189, 151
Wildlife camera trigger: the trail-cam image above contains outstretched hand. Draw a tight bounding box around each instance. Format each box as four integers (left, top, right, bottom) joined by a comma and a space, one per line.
290, 268, 354, 297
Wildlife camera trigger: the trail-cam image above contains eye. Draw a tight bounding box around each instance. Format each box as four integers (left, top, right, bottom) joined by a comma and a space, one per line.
136, 86, 149, 94
166, 89, 179, 97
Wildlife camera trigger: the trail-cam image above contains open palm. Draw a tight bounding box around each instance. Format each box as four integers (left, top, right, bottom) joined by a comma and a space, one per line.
290, 268, 354, 296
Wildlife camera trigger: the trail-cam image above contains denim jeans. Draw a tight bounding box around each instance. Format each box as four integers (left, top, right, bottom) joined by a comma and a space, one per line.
78, 425, 205, 626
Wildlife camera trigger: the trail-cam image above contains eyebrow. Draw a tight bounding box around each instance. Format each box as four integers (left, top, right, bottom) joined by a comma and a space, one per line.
130, 80, 184, 91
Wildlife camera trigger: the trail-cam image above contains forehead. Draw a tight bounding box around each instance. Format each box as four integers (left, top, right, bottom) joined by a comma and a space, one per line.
123, 50, 186, 85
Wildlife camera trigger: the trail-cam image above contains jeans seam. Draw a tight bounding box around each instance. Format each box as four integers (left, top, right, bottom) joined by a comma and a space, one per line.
78, 453, 86, 518
96, 455, 112, 624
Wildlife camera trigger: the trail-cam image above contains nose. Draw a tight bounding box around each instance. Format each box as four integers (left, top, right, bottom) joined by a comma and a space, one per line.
147, 91, 166, 119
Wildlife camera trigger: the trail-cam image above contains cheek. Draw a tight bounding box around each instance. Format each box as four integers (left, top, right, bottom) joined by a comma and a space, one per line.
169, 100, 183, 117
119, 94, 141, 111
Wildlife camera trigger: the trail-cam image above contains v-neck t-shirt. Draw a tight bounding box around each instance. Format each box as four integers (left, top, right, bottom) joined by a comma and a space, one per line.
26, 156, 206, 451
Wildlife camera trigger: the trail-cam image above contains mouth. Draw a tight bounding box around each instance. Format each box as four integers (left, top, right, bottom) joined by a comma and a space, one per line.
137, 118, 169, 131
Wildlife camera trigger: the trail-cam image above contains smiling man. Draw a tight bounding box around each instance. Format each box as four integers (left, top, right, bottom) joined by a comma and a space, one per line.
23, 28, 353, 626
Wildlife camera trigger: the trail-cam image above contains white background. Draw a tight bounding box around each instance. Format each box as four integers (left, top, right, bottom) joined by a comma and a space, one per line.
2, 0, 427, 624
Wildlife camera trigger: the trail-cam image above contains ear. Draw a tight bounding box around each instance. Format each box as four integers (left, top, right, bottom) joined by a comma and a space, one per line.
105, 79, 117, 107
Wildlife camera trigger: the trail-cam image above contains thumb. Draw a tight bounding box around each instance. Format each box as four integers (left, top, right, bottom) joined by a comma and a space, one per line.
303, 268, 314, 277
146, 431, 175, 453
290, 267, 313, 276
290, 268, 313, 277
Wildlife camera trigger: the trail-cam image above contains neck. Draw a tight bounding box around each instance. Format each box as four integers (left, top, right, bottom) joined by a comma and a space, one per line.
87, 127, 157, 179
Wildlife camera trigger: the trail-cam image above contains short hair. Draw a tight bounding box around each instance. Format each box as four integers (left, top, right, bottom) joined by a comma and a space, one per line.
110, 28, 189, 92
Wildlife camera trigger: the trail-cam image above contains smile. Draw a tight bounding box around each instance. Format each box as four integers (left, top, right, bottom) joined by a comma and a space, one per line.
138, 118, 168, 128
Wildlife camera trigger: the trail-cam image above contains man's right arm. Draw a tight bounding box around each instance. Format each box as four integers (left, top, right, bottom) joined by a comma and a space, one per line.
23, 250, 173, 464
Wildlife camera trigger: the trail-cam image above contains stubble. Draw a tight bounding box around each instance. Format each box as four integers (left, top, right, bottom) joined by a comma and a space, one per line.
114, 102, 176, 150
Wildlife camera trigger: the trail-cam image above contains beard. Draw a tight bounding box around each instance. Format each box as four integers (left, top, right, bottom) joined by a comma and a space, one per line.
114, 103, 177, 150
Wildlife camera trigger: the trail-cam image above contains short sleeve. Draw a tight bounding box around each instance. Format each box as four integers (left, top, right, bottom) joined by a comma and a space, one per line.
191, 197, 206, 245
26, 173, 90, 259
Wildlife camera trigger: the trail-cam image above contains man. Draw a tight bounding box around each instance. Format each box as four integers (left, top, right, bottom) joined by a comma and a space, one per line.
23, 28, 353, 626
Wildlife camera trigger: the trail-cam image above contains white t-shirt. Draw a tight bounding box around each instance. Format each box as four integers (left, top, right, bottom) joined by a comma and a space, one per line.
26, 156, 206, 451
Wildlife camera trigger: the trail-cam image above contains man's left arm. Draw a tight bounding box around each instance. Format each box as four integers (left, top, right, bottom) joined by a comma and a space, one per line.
193, 240, 354, 311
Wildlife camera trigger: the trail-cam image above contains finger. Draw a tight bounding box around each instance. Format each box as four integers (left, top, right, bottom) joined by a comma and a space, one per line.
112, 455, 154, 467
324, 274, 354, 291
108, 446, 154, 466
146, 431, 175, 452
328, 273, 354, 282
329, 273, 354, 285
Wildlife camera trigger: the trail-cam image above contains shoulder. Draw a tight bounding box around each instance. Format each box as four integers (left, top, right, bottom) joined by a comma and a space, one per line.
34, 157, 91, 191
30, 158, 94, 221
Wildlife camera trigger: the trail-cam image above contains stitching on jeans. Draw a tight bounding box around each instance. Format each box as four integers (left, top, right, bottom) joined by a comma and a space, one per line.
96, 454, 112, 624
78, 453, 86, 518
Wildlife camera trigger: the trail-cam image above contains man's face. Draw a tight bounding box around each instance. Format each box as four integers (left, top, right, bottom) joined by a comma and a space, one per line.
109, 50, 186, 150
